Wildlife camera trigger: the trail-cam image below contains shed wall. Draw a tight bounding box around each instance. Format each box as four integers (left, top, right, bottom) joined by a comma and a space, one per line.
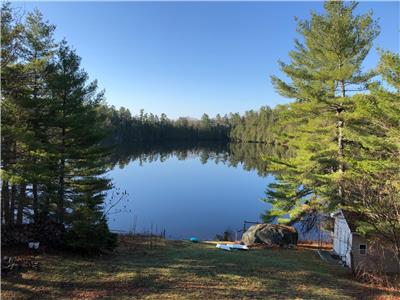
352, 236, 400, 274
333, 215, 352, 267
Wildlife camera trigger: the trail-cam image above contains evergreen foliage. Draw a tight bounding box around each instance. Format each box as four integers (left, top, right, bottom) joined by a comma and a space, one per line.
1, 4, 115, 253
341, 51, 400, 260
264, 0, 381, 225
101, 105, 279, 145
263, 1, 399, 263
101, 107, 231, 143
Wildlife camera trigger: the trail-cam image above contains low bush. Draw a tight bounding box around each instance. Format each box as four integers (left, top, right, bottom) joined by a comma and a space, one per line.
64, 220, 117, 254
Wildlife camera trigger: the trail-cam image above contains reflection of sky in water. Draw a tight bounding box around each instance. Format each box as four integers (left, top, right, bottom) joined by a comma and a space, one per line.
106, 154, 273, 240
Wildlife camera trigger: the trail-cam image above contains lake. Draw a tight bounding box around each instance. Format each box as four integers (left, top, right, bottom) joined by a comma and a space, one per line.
105, 142, 281, 240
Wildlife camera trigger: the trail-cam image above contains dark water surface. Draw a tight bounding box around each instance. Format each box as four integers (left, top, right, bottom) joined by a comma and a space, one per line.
106, 142, 283, 240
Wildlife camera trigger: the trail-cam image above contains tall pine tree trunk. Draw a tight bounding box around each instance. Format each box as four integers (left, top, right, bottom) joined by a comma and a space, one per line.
58, 155, 65, 224
1, 180, 10, 225
32, 68, 43, 223
57, 91, 66, 225
10, 184, 16, 224
40, 190, 51, 223
16, 184, 26, 224
337, 80, 346, 199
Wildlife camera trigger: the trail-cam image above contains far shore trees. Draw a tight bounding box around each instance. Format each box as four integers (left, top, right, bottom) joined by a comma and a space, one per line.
102, 105, 279, 145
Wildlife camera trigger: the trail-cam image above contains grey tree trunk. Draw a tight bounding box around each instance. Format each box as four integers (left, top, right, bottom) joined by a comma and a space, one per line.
57, 86, 67, 225
58, 155, 65, 224
10, 184, 16, 224
16, 184, 26, 224
2, 181, 10, 225
337, 80, 346, 199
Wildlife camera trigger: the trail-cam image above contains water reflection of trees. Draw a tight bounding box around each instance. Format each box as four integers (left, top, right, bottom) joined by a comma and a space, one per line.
107, 142, 288, 177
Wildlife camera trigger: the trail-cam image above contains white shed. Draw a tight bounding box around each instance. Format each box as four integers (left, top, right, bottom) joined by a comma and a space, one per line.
331, 210, 353, 267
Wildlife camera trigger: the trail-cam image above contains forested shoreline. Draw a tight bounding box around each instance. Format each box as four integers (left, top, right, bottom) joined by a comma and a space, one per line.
101, 105, 278, 144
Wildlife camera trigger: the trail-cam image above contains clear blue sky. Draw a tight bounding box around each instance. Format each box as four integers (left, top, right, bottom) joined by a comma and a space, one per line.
16, 1, 400, 119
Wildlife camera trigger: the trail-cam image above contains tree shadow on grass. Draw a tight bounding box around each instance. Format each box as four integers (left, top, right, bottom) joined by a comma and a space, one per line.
159, 247, 400, 299
3, 271, 168, 299
2, 243, 399, 300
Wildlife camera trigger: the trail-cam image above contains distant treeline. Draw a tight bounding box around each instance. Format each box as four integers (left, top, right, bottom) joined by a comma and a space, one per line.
102, 105, 279, 144
101, 107, 229, 143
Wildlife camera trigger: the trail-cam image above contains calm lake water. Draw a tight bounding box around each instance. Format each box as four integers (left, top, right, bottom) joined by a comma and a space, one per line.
106, 142, 281, 240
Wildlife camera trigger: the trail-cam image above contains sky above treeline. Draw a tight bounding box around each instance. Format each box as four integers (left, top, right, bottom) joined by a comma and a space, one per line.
15, 1, 400, 119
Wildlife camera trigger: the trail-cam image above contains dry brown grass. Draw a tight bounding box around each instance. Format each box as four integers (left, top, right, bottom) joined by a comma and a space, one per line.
2, 236, 398, 300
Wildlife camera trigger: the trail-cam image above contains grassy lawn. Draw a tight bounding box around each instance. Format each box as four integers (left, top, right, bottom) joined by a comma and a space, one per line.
2, 236, 399, 300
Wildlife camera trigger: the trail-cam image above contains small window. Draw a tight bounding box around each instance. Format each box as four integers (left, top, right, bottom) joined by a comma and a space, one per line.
359, 244, 367, 255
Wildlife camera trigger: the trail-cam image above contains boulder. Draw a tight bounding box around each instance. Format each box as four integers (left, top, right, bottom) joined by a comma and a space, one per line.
241, 224, 298, 247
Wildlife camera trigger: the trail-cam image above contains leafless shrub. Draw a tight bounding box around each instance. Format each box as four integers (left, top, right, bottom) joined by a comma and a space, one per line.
354, 240, 400, 289
343, 178, 400, 267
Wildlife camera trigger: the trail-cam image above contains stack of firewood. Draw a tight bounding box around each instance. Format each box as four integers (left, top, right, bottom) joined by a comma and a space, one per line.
1, 221, 64, 247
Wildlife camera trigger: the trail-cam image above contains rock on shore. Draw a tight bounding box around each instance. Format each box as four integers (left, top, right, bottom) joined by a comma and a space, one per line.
241, 224, 298, 247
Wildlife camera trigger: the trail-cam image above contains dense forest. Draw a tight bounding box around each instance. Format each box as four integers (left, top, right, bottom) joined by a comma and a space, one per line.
1, 0, 399, 263
101, 105, 278, 144
102, 107, 230, 143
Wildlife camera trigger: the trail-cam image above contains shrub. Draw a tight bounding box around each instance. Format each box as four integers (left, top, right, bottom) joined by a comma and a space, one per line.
65, 219, 117, 254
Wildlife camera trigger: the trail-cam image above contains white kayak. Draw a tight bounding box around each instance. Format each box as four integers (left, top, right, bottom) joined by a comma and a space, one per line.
216, 243, 249, 251
216, 243, 231, 251
228, 244, 249, 250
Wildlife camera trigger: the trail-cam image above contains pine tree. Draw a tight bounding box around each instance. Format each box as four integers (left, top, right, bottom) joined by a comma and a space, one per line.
1, 3, 28, 225
0, 8, 58, 224
22, 9, 57, 222
1, 5, 117, 252
264, 1, 379, 224
46, 41, 116, 251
